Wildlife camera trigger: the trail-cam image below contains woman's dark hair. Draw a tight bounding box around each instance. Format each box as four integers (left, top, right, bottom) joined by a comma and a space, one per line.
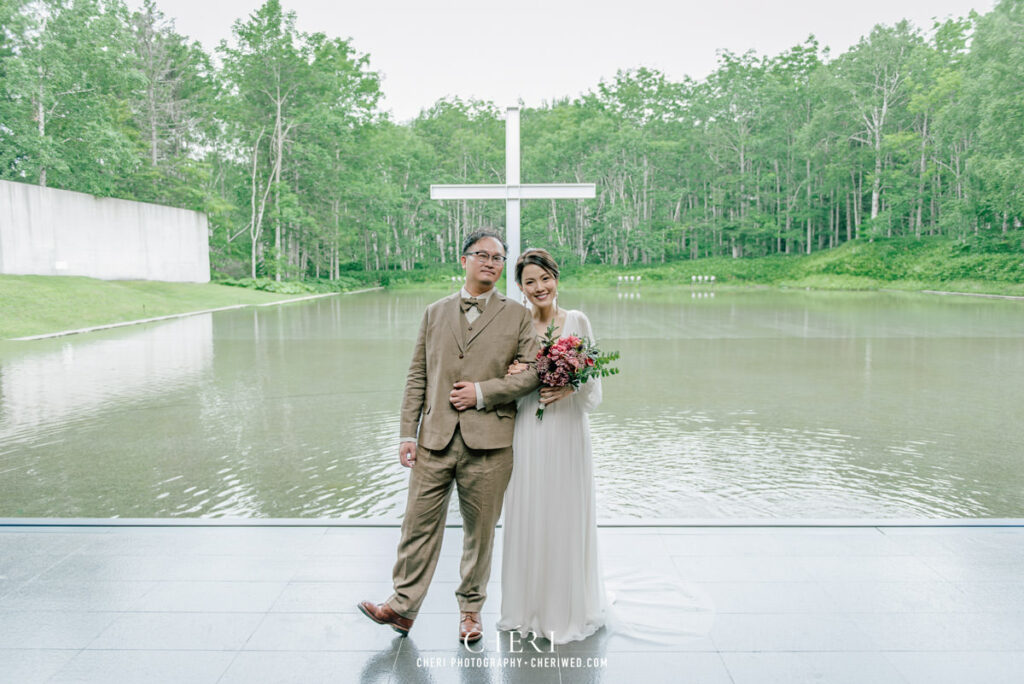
461, 228, 508, 256
515, 248, 560, 285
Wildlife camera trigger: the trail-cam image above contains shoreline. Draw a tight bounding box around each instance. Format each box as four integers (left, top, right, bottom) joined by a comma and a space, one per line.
2, 516, 1022, 528
9, 287, 384, 341
387, 279, 1024, 301
917, 289, 1024, 301
7, 282, 1022, 342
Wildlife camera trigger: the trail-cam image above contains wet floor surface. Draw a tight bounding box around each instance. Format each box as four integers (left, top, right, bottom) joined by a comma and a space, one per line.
1, 522, 1023, 683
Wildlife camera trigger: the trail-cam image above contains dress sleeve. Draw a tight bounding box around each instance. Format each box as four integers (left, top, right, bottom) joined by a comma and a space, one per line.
573, 311, 602, 413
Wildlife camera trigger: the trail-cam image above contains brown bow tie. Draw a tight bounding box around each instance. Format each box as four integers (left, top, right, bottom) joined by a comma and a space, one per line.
461, 297, 485, 314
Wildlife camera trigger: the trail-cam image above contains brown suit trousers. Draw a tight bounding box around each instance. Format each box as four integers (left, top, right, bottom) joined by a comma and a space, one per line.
387, 290, 540, 618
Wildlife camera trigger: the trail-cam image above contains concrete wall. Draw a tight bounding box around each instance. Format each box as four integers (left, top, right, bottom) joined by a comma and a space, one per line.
0, 179, 209, 283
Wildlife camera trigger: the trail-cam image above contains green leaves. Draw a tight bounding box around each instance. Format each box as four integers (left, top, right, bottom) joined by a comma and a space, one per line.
1, 0, 142, 190
1, 0, 1021, 279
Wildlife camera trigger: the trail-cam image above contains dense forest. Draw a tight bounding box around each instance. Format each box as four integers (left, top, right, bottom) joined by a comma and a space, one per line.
1, 0, 1022, 280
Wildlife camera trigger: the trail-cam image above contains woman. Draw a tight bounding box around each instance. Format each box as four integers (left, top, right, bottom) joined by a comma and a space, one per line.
498, 248, 717, 647
497, 248, 608, 644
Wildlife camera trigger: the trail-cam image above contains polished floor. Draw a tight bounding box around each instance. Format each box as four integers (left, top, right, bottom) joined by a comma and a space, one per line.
1, 521, 1023, 683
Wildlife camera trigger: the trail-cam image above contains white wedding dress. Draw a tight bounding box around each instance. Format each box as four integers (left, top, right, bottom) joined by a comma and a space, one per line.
498, 309, 608, 644
497, 308, 717, 646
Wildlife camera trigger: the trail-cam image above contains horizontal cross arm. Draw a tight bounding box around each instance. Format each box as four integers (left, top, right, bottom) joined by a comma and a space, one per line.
430, 183, 596, 201
431, 184, 507, 200
519, 184, 596, 199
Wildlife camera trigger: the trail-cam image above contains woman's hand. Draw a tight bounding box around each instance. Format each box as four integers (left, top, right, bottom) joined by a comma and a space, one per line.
506, 360, 529, 377
539, 385, 573, 405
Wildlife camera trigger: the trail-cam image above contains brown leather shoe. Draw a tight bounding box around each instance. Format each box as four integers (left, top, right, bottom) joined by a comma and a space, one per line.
358, 600, 413, 636
459, 611, 483, 644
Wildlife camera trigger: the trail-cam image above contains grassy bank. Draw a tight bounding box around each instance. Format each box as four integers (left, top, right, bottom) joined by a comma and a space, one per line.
4, 236, 1020, 339
380, 236, 1024, 297
561, 237, 1024, 295
0, 275, 307, 339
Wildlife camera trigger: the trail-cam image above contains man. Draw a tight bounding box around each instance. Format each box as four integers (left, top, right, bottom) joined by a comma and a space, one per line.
359, 228, 541, 644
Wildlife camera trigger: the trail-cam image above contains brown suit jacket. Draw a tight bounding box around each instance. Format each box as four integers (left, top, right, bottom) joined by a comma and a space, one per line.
400, 290, 542, 450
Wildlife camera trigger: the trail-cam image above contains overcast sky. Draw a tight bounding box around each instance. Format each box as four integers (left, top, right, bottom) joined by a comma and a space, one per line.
127, 0, 994, 122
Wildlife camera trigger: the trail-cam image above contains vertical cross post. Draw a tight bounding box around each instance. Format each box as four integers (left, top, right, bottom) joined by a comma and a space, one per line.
505, 107, 521, 297
431, 106, 596, 302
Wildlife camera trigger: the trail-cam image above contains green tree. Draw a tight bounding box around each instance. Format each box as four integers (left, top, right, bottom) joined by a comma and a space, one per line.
126, 0, 216, 207
965, 0, 1024, 231
830, 22, 924, 234
218, 0, 310, 280
1, 0, 141, 192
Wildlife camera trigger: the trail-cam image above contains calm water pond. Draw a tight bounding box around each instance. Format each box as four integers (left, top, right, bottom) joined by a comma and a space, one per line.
1, 286, 1022, 520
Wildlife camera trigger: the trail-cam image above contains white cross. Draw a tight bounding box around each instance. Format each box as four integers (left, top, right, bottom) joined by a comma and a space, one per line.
430, 106, 596, 302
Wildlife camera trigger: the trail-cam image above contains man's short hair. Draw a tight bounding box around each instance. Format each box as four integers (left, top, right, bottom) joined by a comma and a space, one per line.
461, 228, 508, 256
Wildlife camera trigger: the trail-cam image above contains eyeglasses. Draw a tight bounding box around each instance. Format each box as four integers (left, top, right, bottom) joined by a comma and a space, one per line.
466, 251, 507, 264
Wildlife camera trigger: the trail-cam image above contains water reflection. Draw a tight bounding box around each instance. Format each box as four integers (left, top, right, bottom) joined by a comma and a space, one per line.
0, 314, 213, 441
1, 288, 1022, 519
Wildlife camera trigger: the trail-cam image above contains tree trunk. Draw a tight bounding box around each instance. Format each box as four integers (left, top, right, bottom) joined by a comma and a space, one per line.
273, 89, 284, 282
249, 128, 268, 279
775, 159, 782, 253
915, 113, 928, 238
871, 128, 882, 221
846, 193, 852, 242
805, 159, 812, 254
37, 72, 46, 187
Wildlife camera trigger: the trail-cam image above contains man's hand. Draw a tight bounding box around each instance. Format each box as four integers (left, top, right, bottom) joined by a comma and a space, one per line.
539, 385, 573, 405
450, 381, 476, 411
506, 360, 529, 377
399, 441, 417, 468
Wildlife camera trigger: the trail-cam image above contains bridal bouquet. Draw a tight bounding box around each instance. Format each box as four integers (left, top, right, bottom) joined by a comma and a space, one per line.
534, 321, 620, 420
